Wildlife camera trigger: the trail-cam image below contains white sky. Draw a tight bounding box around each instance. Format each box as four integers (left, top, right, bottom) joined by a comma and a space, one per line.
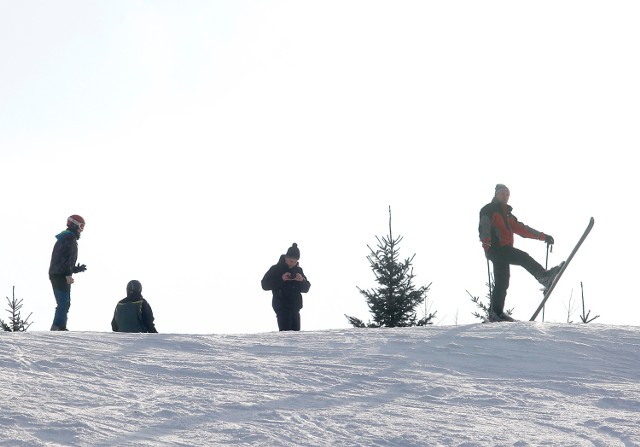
2, 324, 639, 445
1, 1, 639, 333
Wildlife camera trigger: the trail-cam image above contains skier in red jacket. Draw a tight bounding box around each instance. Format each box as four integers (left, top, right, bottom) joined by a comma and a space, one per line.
479, 184, 563, 322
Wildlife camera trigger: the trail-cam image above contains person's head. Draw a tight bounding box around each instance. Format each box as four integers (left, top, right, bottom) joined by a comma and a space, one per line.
126, 280, 142, 296
67, 215, 85, 233
494, 184, 510, 204
284, 243, 300, 268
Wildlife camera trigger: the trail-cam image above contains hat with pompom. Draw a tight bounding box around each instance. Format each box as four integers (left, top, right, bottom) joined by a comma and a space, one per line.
285, 243, 300, 260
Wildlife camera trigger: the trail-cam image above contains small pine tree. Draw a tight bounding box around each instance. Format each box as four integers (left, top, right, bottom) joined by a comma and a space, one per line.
578, 282, 599, 324
1, 286, 33, 332
345, 207, 436, 328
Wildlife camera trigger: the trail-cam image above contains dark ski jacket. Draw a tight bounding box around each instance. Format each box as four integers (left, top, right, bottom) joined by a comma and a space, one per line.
111, 292, 158, 333
479, 198, 546, 253
261, 255, 311, 312
49, 229, 79, 277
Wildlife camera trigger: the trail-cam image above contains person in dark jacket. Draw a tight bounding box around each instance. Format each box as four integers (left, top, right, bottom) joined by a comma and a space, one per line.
479, 184, 564, 322
111, 280, 158, 333
261, 243, 311, 331
49, 214, 87, 331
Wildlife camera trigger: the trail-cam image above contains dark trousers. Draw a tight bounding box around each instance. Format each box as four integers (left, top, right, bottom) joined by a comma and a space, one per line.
489, 246, 545, 315
50, 275, 71, 330
276, 309, 301, 331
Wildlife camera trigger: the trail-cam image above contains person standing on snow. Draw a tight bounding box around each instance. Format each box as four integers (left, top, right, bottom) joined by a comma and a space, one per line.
49, 214, 87, 331
479, 184, 564, 322
261, 243, 311, 331
111, 280, 158, 333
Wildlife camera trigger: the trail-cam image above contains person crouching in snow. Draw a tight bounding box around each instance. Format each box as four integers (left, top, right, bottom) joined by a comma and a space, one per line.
111, 280, 158, 333
261, 243, 311, 331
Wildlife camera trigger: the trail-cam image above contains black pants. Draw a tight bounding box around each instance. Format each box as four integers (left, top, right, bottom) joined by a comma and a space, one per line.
276, 309, 301, 331
489, 246, 545, 315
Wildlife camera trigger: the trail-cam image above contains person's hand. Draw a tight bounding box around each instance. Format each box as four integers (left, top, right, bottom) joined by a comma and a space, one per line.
66, 276, 74, 285
544, 235, 555, 245
281, 272, 292, 281
291, 273, 302, 281
482, 242, 492, 259
72, 263, 87, 273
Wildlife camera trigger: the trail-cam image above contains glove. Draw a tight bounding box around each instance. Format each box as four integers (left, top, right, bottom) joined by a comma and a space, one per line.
72, 263, 87, 273
482, 242, 491, 258
544, 235, 554, 245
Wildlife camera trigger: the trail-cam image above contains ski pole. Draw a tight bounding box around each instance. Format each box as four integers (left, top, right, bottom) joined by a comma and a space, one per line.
486, 258, 492, 313
545, 243, 550, 270
543, 243, 552, 321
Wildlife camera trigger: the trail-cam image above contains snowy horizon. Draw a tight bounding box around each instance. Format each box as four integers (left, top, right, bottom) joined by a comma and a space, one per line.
2, 322, 639, 446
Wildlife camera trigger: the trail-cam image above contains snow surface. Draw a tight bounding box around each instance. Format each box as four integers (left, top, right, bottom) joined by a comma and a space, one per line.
1, 323, 639, 446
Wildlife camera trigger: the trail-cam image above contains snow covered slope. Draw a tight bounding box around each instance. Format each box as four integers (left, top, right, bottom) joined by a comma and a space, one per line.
1, 323, 639, 446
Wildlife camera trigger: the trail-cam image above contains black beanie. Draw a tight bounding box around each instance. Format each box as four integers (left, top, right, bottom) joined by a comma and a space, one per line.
495, 184, 509, 195
285, 243, 300, 260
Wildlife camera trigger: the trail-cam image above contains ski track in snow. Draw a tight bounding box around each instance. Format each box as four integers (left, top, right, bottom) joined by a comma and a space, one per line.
1, 323, 639, 446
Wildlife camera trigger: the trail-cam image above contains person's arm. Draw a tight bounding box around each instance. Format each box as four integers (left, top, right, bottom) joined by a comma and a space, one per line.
300, 278, 311, 294
478, 211, 492, 253
297, 268, 311, 293
59, 236, 78, 284
111, 308, 119, 332
261, 266, 279, 291
510, 214, 546, 241
141, 300, 158, 333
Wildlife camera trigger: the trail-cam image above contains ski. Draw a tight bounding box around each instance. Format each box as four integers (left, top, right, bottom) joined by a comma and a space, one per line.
530, 217, 595, 321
